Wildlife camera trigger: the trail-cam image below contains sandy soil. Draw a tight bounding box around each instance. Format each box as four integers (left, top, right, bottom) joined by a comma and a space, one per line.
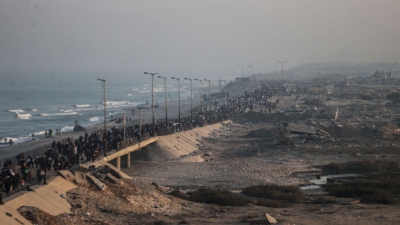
10, 81, 400, 224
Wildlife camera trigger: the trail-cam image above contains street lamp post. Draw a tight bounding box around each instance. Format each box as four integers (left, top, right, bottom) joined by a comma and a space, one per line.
97, 78, 107, 156
144, 72, 159, 136
171, 77, 181, 130
218, 79, 227, 106
204, 79, 211, 114
278, 61, 287, 80
247, 65, 253, 77
158, 76, 168, 132
248, 65, 254, 77
238, 65, 244, 78
184, 78, 192, 119
194, 79, 203, 117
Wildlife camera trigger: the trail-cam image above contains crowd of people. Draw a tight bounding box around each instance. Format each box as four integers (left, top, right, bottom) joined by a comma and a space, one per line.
0, 81, 288, 195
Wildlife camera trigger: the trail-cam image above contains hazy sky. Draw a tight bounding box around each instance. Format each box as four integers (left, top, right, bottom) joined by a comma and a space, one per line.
1, 0, 399, 80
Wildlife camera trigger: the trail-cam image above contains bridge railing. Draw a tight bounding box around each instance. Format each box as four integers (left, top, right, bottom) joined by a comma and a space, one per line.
1, 118, 225, 167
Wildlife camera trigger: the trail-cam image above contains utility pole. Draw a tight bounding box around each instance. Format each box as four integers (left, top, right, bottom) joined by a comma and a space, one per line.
218, 79, 227, 106
278, 61, 287, 80
184, 78, 193, 119
171, 77, 181, 130
144, 72, 159, 136
194, 79, 203, 117
97, 78, 107, 156
204, 79, 211, 114
158, 76, 168, 132
123, 113, 126, 144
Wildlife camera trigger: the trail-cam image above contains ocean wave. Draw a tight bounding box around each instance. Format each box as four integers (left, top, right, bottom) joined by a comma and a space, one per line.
74, 106, 99, 112
61, 126, 74, 132
33, 131, 45, 136
40, 111, 78, 116
0, 135, 33, 146
16, 113, 32, 119
89, 116, 101, 122
9, 109, 24, 113
60, 109, 75, 113
128, 94, 132, 96
74, 104, 90, 108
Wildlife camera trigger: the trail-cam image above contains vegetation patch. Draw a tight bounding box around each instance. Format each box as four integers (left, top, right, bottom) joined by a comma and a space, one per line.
170, 188, 251, 206
386, 92, 400, 103
242, 184, 303, 203
320, 160, 399, 175
323, 178, 400, 204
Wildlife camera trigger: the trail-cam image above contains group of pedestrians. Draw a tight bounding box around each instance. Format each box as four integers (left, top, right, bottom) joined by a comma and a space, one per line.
1, 80, 287, 195
0, 154, 48, 194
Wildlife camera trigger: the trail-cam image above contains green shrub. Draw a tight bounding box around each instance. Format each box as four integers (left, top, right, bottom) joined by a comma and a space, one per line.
386, 92, 400, 103
170, 188, 251, 206
242, 184, 303, 203
323, 178, 400, 204
361, 191, 396, 204
321, 160, 399, 174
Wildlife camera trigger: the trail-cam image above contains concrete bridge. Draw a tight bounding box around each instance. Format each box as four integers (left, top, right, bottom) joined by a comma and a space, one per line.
0, 122, 228, 225
102, 137, 158, 170
99, 121, 227, 170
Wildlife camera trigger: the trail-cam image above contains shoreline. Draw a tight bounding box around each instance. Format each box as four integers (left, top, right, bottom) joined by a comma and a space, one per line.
0, 95, 216, 163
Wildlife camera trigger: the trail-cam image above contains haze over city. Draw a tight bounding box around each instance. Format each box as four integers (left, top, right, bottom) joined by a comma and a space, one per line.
1, 0, 399, 81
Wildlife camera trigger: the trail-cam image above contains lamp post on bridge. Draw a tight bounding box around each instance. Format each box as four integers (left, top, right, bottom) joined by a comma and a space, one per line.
194, 79, 203, 117
97, 78, 107, 156
248, 65, 254, 77
158, 75, 168, 131
171, 77, 181, 130
278, 61, 287, 80
184, 78, 192, 120
144, 72, 159, 136
218, 79, 227, 106
204, 79, 211, 115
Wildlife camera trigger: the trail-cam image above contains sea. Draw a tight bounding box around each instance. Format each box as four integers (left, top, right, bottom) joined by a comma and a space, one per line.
0, 73, 193, 147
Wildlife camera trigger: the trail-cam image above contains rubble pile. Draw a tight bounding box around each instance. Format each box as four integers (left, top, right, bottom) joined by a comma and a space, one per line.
377, 122, 400, 139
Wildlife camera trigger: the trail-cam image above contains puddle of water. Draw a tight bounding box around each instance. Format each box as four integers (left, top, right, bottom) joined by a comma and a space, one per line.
300, 174, 358, 190
299, 185, 321, 190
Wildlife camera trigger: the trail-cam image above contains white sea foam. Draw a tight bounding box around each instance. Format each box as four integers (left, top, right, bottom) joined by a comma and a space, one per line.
128, 94, 132, 96
60, 109, 75, 113
61, 126, 74, 132
131, 88, 139, 91
74, 104, 90, 108
40, 111, 78, 116
9, 109, 24, 113
89, 117, 100, 122
74, 106, 98, 112
0, 135, 32, 146
33, 131, 45, 136
16, 113, 32, 119
28, 108, 37, 111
